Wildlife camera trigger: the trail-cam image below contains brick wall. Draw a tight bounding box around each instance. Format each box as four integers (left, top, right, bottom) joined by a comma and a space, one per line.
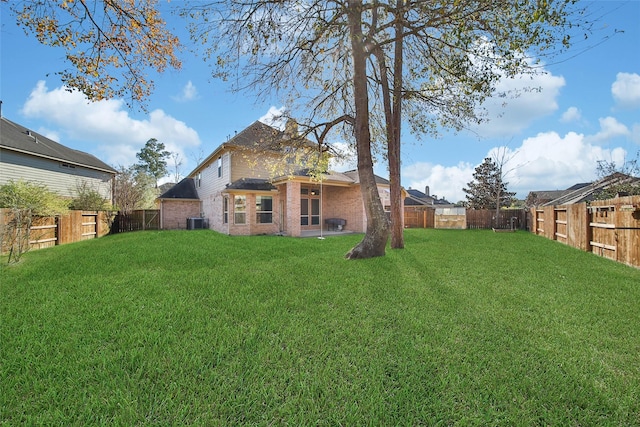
323, 186, 365, 232
160, 200, 201, 229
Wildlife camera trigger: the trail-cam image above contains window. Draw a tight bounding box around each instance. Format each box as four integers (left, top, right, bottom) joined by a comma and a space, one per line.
234, 195, 246, 224
300, 198, 309, 225
195, 172, 201, 188
223, 196, 229, 224
256, 196, 273, 224
218, 156, 222, 178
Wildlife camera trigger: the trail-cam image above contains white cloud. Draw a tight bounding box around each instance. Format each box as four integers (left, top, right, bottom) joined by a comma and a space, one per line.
172, 81, 199, 102
585, 116, 630, 144
403, 130, 630, 201
611, 72, 640, 109
560, 106, 582, 123
403, 161, 475, 203
259, 106, 287, 130
21, 81, 201, 168
509, 131, 629, 194
469, 69, 565, 138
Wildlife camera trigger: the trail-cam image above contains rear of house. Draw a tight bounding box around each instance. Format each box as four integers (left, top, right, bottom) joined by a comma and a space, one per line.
158, 121, 395, 236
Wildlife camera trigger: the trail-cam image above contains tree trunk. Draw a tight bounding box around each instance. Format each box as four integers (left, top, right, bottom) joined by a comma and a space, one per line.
389, 11, 404, 249
345, 1, 389, 260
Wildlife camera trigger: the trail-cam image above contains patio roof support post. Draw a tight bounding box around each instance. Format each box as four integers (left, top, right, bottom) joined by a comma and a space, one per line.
286, 181, 301, 237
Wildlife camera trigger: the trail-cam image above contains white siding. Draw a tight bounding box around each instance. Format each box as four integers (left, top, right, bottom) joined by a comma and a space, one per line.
0, 149, 114, 200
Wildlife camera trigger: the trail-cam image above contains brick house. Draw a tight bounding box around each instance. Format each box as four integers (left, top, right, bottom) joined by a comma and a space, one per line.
157, 121, 395, 236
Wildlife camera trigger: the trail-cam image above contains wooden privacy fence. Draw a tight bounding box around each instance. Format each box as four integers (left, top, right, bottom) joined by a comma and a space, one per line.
112, 209, 160, 233
404, 206, 435, 228
532, 195, 640, 268
0, 209, 114, 254
466, 208, 529, 230
404, 206, 529, 230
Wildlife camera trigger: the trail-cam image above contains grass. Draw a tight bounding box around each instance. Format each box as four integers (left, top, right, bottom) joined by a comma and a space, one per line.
1, 229, 639, 425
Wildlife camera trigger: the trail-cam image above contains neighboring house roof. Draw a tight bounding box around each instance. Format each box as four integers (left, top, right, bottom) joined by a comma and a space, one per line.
566, 182, 591, 191
527, 183, 590, 206
404, 187, 452, 206
158, 178, 199, 199
0, 117, 116, 174
543, 173, 640, 205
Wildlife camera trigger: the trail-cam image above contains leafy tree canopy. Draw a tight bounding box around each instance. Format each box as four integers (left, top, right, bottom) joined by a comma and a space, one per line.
7, 0, 181, 107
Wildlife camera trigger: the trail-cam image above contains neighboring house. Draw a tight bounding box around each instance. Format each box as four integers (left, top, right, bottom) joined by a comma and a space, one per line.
404, 186, 453, 207
538, 173, 640, 206
526, 182, 590, 207
157, 121, 394, 235
0, 116, 116, 202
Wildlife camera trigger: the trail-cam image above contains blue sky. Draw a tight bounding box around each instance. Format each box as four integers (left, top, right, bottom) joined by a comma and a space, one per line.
1, 1, 639, 202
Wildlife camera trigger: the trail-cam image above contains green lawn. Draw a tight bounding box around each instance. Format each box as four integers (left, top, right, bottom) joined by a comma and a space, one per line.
1, 229, 639, 425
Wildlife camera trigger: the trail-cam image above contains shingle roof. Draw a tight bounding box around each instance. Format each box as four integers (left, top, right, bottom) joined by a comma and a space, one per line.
1, 117, 116, 173
544, 173, 640, 205
225, 121, 286, 150
226, 178, 276, 191
343, 170, 390, 185
158, 178, 199, 199
404, 188, 452, 206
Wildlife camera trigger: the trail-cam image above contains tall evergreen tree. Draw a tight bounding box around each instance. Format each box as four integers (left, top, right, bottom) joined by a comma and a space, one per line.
463, 158, 515, 210
136, 138, 170, 188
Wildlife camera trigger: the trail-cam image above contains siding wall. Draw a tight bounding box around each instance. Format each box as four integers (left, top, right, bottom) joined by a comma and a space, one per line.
195, 152, 230, 233
0, 149, 114, 200
230, 149, 275, 182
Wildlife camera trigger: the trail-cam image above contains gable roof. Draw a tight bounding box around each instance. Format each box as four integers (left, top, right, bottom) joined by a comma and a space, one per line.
189, 121, 317, 177
158, 178, 199, 200
544, 172, 640, 205
1, 117, 116, 174
224, 121, 285, 150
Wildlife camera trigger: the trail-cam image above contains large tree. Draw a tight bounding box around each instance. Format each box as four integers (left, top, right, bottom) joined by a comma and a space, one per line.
185, 0, 589, 258
463, 157, 515, 213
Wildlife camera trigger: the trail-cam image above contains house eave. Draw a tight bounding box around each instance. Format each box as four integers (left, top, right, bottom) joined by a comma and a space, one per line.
0, 145, 117, 175
157, 197, 201, 202
223, 188, 279, 195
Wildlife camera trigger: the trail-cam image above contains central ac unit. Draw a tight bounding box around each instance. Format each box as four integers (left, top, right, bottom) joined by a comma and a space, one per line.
187, 217, 205, 230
